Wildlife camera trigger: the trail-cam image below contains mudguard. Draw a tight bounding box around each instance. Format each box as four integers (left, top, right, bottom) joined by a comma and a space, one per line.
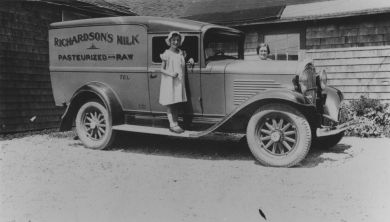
207, 89, 319, 134
323, 86, 344, 123
59, 82, 124, 131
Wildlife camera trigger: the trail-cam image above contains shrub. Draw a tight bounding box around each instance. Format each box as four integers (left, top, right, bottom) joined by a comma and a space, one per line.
344, 95, 390, 137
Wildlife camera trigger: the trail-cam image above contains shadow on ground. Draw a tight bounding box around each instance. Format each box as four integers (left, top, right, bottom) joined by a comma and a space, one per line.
110, 132, 354, 167
112, 131, 254, 161
300, 143, 353, 167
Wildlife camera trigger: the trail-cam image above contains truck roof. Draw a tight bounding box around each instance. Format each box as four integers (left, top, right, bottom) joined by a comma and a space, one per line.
50, 16, 243, 35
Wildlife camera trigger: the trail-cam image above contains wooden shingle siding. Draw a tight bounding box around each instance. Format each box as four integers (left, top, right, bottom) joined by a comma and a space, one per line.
305, 46, 390, 101
0, 2, 64, 133
306, 14, 390, 50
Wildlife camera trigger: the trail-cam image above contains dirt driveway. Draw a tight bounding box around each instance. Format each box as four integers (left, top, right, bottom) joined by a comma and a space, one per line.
1, 132, 389, 222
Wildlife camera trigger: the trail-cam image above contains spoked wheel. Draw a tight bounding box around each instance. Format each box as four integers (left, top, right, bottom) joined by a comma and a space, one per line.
246, 104, 312, 167
256, 115, 298, 156
75, 101, 115, 150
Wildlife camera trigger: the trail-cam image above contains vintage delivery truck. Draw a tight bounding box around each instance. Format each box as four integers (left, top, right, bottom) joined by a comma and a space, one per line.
49, 16, 354, 167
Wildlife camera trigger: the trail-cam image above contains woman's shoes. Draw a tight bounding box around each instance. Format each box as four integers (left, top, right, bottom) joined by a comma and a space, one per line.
169, 125, 184, 134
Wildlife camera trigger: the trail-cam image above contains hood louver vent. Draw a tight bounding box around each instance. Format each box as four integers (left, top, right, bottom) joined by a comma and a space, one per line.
233, 80, 283, 106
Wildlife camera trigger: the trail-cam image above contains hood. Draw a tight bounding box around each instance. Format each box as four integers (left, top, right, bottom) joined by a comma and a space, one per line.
206, 60, 304, 75
226, 60, 301, 75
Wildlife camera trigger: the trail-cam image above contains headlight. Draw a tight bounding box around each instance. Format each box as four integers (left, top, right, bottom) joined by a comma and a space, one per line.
317, 69, 327, 89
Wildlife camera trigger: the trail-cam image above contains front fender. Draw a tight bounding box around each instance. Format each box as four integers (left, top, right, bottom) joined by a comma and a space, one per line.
208, 89, 319, 134
323, 86, 344, 123
59, 82, 124, 131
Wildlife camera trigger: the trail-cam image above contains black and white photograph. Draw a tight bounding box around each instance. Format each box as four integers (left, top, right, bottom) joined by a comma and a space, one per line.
1, 0, 390, 221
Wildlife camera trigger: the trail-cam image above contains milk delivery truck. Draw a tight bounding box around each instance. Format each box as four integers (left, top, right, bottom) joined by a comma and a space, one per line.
49, 16, 355, 167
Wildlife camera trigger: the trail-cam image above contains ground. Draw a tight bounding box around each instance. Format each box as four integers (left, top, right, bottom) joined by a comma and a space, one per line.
0, 132, 389, 222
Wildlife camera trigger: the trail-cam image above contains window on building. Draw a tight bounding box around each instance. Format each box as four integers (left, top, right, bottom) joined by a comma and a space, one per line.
152, 36, 199, 63
264, 33, 300, 61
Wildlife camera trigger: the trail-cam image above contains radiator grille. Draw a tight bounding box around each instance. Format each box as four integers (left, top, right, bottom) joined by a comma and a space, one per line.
233, 80, 283, 106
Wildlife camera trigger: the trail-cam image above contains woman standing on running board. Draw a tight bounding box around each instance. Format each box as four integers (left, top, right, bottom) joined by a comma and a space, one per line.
159, 31, 187, 133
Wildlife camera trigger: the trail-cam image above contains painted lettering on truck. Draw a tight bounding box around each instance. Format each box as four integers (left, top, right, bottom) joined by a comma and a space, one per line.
53, 32, 140, 47
49, 25, 147, 68
54, 32, 114, 47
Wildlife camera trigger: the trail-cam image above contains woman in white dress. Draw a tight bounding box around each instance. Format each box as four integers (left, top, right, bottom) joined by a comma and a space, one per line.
160, 31, 187, 133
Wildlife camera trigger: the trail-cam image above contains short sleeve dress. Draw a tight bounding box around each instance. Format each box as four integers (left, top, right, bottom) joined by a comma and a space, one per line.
159, 49, 187, 106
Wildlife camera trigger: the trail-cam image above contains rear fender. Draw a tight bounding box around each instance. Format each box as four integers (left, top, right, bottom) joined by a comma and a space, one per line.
216, 89, 319, 133
59, 82, 124, 131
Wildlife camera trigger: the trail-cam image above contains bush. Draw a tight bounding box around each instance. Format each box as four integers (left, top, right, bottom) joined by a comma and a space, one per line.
344, 95, 390, 137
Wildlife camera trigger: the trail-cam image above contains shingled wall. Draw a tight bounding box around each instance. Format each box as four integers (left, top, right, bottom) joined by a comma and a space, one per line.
0, 0, 134, 133
240, 13, 390, 101
304, 14, 390, 101
306, 14, 390, 49
0, 2, 65, 133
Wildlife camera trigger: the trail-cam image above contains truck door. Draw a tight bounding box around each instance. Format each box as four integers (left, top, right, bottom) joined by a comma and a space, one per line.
147, 34, 202, 116
114, 25, 150, 112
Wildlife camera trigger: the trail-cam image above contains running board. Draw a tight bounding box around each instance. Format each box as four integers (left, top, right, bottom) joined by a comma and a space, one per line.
112, 124, 203, 138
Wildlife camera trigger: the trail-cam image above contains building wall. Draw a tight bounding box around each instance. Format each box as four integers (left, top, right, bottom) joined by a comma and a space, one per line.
304, 14, 390, 102
240, 13, 390, 56
0, 2, 64, 133
304, 46, 390, 101
239, 22, 306, 60
238, 14, 390, 102
0, 2, 124, 133
306, 14, 390, 49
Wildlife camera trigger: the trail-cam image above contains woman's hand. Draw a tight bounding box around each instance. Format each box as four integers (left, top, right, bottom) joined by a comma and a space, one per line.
187, 58, 195, 67
172, 73, 179, 78
177, 73, 183, 79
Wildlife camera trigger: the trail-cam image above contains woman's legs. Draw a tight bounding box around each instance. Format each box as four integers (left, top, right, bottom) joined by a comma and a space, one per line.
166, 105, 176, 127
166, 104, 184, 133
171, 104, 179, 125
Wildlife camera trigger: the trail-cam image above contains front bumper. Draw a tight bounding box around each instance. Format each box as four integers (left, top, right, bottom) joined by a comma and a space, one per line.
316, 119, 358, 137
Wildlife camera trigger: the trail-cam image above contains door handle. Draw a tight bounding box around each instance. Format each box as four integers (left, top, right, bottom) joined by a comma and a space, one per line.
150, 73, 157, 78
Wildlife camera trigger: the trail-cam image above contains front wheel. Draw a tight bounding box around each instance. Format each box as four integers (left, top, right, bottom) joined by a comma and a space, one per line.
75, 101, 115, 150
246, 104, 312, 167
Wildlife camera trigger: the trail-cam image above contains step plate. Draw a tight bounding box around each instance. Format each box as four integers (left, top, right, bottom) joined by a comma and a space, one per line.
112, 124, 200, 138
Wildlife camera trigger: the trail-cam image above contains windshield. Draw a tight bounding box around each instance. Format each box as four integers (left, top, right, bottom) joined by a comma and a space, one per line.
204, 29, 243, 62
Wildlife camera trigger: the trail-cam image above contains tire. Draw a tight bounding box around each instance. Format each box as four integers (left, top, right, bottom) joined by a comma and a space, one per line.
75, 101, 115, 150
313, 132, 344, 149
246, 104, 312, 167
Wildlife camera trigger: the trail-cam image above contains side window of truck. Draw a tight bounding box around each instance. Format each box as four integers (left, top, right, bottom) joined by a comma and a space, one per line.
152, 36, 199, 63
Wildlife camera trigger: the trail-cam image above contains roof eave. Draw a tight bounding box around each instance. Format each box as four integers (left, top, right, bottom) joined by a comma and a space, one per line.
230, 7, 390, 27
29, 0, 137, 16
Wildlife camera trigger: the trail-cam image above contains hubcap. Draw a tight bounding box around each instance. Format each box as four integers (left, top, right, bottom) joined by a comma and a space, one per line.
82, 109, 107, 140
90, 121, 97, 129
256, 116, 297, 155
270, 131, 281, 142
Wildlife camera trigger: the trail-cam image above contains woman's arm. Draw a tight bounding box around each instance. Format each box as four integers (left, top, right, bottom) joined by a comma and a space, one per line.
160, 60, 178, 78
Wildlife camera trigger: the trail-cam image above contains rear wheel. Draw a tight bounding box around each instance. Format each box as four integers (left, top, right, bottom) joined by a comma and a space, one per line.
75, 101, 115, 150
246, 104, 312, 167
